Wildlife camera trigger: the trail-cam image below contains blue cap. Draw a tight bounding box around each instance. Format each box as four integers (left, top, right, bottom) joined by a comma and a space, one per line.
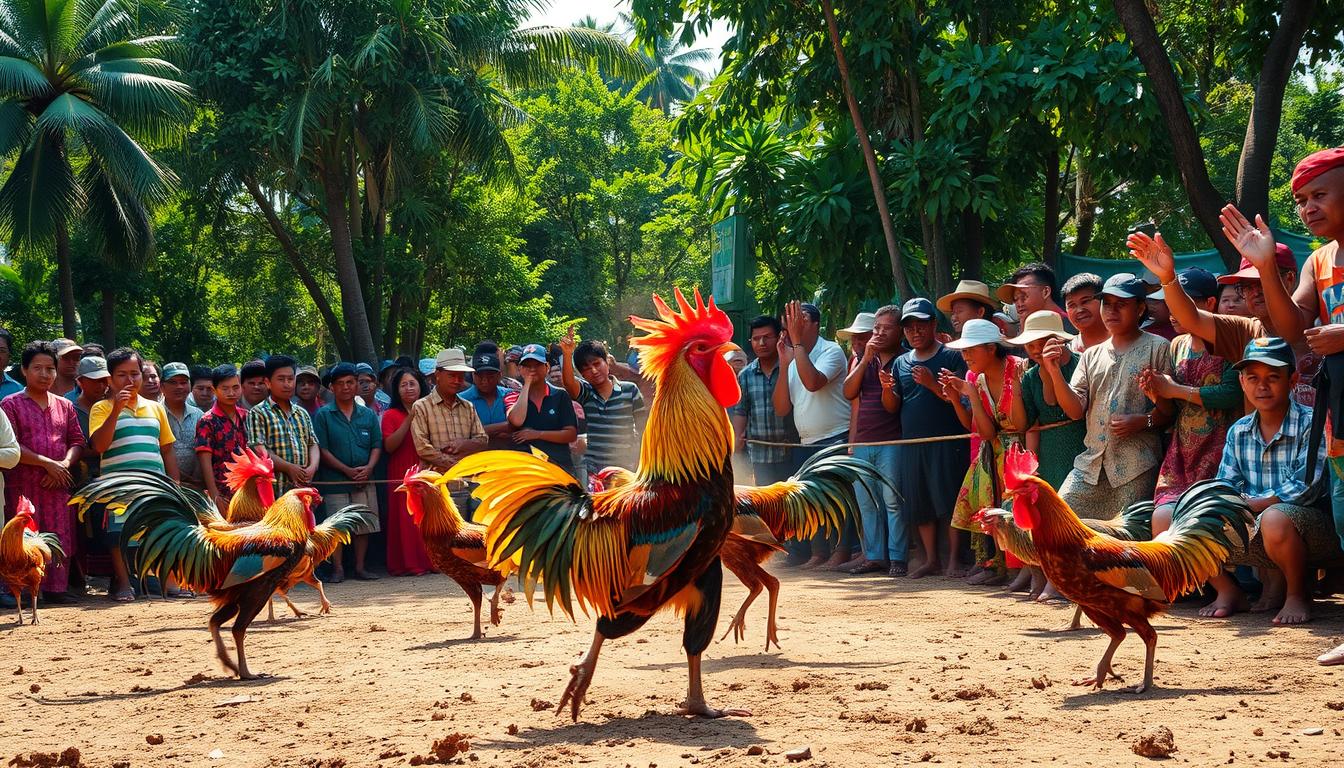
520, 344, 548, 365
354, 362, 376, 377
380, 359, 396, 372
1099, 272, 1153, 300
1233, 336, 1295, 371
418, 357, 436, 376
324, 362, 358, 385
900, 297, 936, 322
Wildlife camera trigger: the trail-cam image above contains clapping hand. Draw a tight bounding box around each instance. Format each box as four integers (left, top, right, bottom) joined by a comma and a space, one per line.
879, 368, 896, 391
1126, 230, 1176, 284
1136, 367, 1176, 401
938, 369, 973, 400
783, 301, 807, 345
911, 364, 936, 391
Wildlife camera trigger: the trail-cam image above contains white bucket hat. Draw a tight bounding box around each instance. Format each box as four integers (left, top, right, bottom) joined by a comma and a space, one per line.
946, 318, 1005, 349
836, 311, 877, 340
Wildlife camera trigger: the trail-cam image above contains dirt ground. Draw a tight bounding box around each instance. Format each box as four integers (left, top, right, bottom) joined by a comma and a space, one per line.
5, 564, 1344, 768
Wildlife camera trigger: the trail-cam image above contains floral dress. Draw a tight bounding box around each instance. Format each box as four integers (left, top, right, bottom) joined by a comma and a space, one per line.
950, 356, 1024, 566
1153, 336, 1240, 507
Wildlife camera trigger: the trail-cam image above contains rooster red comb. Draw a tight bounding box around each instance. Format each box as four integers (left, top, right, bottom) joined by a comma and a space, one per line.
15, 496, 35, 516
628, 287, 732, 379
1004, 444, 1039, 491
223, 447, 275, 492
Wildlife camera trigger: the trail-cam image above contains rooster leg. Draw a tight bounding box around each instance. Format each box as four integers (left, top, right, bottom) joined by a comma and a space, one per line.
232, 593, 270, 680
11, 589, 23, 626
210, 602, 241, 675
29, 591, 38, 625
1074, 613, 1126, 690
678, 558, 750, 718
558, 630, 605, 722
762, 572, 781, 652
465, 583, 485, 639
1051, 605, 1085, 633
307, 576, 332, 615
488, 584, 504, 627
266, 595, 276, 623
281, 592, 307, 619
1129, 619, 1158, 694
718, 584, 760, 645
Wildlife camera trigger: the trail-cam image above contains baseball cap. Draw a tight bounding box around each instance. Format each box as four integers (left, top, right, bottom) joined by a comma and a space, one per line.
379, 359, 396, 373
324, 361, 358, 385
472, 352, 501, 372
1216, 244, 1297, 285
836, 312, 876, 340
1233, 336, 1295, 371
1099, 272, 1153, 300
505, 345, 523, 362
945, 319, 1005, 349
354, 362, 376, 378
162, 362, 190, 380
434, 348, 474, 373
296, 365, 320, 382
52, 338, 83, 357
900, 297, 936, 322
1158, 267, 1219, 301
76, 356, 110, 380
1006, 310, 1075, 346
519, 344, 548, 365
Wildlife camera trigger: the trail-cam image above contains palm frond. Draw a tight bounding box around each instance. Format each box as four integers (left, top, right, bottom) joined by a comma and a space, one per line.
495, 26, 649, 91
75, 59, 192, 140
0, 54, 48, 97
0, 98, 32, 155
0, 131, 80, 243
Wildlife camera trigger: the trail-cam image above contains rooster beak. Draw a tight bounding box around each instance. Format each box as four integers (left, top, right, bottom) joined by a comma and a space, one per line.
394, 483, 408, 494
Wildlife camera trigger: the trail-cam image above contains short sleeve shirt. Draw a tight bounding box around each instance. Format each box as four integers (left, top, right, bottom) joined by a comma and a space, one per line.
165, 403, 205, 485
730, 359, 792, 465
246, 397, 319, 492
89, 395, 173, 475
312, 403, 383, 495
851, 355, 901, 442
787, 337, 851, 444
1067, 332, 1173, 486
509, 383, 579, 473
195, 405, 249, 500
575, 377, 646, 470
894, 345, 966, 439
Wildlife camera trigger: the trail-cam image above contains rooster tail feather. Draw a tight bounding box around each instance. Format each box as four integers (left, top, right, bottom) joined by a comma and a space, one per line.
741, 447, 897, 542
306, 505, 373, 561
1135, 479, 1251, 597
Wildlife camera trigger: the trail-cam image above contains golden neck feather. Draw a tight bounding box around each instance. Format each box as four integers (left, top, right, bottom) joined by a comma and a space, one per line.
1, 517, 25, 559
262, 495, 312, 541
637, 358, 733, 485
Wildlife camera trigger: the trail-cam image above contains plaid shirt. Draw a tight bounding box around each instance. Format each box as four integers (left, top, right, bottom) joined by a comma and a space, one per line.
1216, 400, 1321, 503
409, 389, 487, 470
246, 397, 318, 492
730, 358, 791, 465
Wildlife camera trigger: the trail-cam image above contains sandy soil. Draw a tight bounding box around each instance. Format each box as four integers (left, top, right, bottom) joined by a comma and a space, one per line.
5, 564, 1344, 767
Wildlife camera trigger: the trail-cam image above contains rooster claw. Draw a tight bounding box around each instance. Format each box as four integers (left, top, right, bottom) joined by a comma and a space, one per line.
557, 662, 594, 722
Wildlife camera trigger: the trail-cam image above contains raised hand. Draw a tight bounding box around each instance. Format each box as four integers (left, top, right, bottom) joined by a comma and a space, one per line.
1041, 338, 1068, 370
878, 368, 896, 391
911, 364, 936, 391
783, 301, 807, 344
1126, 230, 1176, 283
559, 325, 578, 356
1219, 204, 1277, 272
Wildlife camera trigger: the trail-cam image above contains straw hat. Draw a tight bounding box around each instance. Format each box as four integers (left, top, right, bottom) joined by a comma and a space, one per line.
936, 280, 998, 314
1006, 310, 1076, 346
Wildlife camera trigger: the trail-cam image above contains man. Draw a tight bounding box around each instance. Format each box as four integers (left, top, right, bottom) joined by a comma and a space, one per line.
460, 349, 513, 450
1213, 147, 1344, 665
245, 355, 320, 494
1061, 273, 1107, 350
997, 263, 1067, 323
503, 345, 524, 387
356, 363, 389, 414
196, 364, 249, 515
936, 280, 998, 337
773, 301, 851, 567
240, 359, 269, 411
836, 312, 875, 354
0, 328, 19, 399
161, 362, 204, 490
507, 343, 580, 475
66, 355, 109, 488
187, 365, 215, 412
313, 362, 383, 582
558, 328, 646, 475
294, 365, 324, 416
731, 316, 794, 486
841, 304, 905, 577
891, 298, 970, 579
52, 338, 82, 397
410, 348, 488, 473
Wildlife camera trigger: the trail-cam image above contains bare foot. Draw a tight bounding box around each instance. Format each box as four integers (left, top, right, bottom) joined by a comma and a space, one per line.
1250, 591, 1285, 613
1198, 593, 1249, 618
1272, 595, 1312, 625
908, 560, 940, 580
1005, 569, 1031, 593
945, 565, 970, 579
677, 699, 752, 718
1037, 583, 1066, 604
966, 568, 997, 585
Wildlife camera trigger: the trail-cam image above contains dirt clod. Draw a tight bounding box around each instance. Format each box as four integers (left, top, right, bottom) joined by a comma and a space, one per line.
953, 684, 997, 701
854, 681, 888, 691
506, 724, 518, 735
146, 733, 164, 745
530, 698, 553, 712
430, 733, 471, 762
1132, 725, 1177, 758
906, 717, 927, 733
791, 679, 810, 692
28, 684, 40, 694
956, 716, 997, 736
746, 745, 765, 756
783, 745, 811, 762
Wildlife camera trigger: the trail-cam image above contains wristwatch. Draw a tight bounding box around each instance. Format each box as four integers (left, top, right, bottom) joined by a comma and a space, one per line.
1146, 412, 1154, 429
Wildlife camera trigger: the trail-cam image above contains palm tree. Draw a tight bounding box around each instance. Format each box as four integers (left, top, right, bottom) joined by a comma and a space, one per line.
619, 12, 711, 114
0, 0, 191, 338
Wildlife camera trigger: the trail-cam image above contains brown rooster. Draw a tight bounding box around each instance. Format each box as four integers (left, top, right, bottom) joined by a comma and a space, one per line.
1002, 445, 1247, 693
395, 467, 514, 639
1, 498, 67, 625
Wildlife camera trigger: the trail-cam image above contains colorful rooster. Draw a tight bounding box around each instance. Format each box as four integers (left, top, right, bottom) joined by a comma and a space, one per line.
396, 467, 515, 638
221, 447, 277, 523
1002, 445, 1247, 693
447, 288, 747, 720
1, 498, 67, 625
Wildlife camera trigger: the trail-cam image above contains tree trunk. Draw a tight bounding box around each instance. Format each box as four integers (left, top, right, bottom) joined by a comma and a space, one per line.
243, 176, 353, 361
319, 168, 378, 365
1042, 139, 1061, 268
902, 23, 950, 299
1234, 0, 1317, 221
55, 223, 78, 338
100, 287, 116, 348
384, 287, 401, 359
1074, 160, 1098, 256
821, 0, 913, 301
960, 208, 984, 280
1112, 0, 1238, 269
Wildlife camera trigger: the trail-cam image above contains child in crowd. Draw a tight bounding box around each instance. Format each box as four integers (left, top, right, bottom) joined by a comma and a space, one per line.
1061, 273, 1108, 351
558, 328, 646, 475
195, 365, 248, 515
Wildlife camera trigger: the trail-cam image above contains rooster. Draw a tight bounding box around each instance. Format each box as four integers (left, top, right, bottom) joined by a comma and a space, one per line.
221, 447, 277, 523
1002, 445, 1247, 693
446, 288, 748, 720
73, 473, 370, 678
395, 467, 516, 639
594, 447, 889, 652
1, 498, 67, 625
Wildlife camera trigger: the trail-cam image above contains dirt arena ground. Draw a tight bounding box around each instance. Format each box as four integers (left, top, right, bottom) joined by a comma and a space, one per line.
5, 564, 1344, 767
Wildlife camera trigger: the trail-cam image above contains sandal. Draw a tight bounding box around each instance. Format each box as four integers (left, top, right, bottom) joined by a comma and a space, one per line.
1317, 642, 1344, 666
888, 563, 908, 577
111, 589, 135, 603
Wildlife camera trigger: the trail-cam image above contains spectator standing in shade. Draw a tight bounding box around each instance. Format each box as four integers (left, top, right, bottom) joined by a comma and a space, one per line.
773, 300, 852, 567
188, 365, 215, 411
90, 347, 179, 601
1061, 273, 1108, 351
67, 356, 109, 488
140, 359, 162, 402
2, 342, 83, 603
558, 328, 646, 474
730, 316, 795, 486
294, 365, 324, 416
460, 349, 513, 450
0, 328, 20, 398
313, 362, 382, 582
936, 280, 997, 338
196, 365, 249, 515
507, 344, 579, 475
356, 363, 389, 414
411, 349, 487, 513
51, 338, 82, 397
842, 304, 906, 576
1218, 283, 1251, 317
161, 362, 205, 491
382, 368, 434, 576
998, 263, 1069, 325
239, 359, 269, 411
892, 299, 970, 580
246, 355, 320, 494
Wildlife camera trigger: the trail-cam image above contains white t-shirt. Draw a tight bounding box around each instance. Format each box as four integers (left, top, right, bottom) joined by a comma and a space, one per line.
786, 336, 850, 444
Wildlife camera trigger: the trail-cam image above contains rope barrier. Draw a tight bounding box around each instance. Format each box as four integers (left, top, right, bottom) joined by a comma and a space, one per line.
743, 418, 1077, 449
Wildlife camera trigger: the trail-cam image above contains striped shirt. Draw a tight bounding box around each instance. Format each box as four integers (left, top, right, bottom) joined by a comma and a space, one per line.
409, 389, 487, 471
575, 377, 645, 471
89, 396, 173, 475
730, 359, 791, 465
246, 397, 318, 492
851, 355, 901, 442
1216, 400, 1321, 504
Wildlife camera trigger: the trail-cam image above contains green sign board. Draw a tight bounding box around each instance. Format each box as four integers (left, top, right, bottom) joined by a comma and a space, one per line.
711, 215, 750, 309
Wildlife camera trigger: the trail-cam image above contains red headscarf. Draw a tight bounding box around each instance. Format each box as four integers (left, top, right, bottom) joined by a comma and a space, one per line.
1292, 147, 1344, 192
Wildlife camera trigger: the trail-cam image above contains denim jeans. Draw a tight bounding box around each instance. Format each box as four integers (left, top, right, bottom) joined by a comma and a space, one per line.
853, 444, 906, 564
1329, 456, 1344, 550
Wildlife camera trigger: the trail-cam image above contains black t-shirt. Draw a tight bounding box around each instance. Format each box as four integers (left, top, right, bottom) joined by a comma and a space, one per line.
894, 344, 967, 439
518, 383, 579, 473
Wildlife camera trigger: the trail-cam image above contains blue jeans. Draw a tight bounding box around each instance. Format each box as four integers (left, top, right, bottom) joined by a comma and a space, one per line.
1329, 456, 1344, 549
853, 444, 906, 564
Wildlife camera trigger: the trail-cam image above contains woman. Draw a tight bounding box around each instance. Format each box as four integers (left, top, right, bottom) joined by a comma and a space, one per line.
140, 359, 162, 402
507, 344, 578, 475
1, 341, 85, 603
940, 319, 1024, 586
1007, 311, 1087, 597
382, 368, 434, 576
